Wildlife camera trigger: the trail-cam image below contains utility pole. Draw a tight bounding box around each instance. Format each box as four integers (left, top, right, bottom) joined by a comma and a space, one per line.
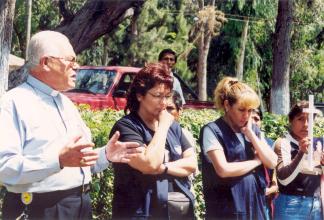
25, 0, 32, 60
0, 0, 16, 97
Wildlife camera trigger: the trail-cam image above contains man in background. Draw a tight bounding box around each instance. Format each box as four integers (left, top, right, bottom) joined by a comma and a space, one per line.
158, 49, 185, 104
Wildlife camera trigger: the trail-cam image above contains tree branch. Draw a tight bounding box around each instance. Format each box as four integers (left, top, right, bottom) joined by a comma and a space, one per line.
58, 0, 74, 24
55, 0, 145, 53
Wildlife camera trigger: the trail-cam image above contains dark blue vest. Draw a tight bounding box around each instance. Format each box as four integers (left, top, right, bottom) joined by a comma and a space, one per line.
199, 117, 266, 219
112, 112, 194, 219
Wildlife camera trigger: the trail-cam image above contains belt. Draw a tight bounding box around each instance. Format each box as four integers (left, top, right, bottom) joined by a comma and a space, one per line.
280, 191, 320, 198
32, 184, 90, 198
8, 184, 90, 207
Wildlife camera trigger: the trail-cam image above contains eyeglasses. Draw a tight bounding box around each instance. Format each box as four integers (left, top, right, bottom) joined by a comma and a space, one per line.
162, 57, 175, 62
48, 56, 77, 64
147, 91, 173, 101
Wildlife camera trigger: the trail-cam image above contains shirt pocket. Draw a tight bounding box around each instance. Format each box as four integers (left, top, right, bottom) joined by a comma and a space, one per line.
24, 120, 60, 155
64, 118, 92, 143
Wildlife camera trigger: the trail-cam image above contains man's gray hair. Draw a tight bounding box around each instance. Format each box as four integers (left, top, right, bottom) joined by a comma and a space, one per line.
26, 31, 72, 69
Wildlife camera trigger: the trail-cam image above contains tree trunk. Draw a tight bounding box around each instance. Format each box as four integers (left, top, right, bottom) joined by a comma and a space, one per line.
196, 0, 214, 101
129, 7, 140, 65
0, 0, 16, 98
197, 33, 211, 101
256, 71, 265, 112
235, 18, 249, 81
55, 0, 145, 53
197, 0, 204, 9
25, 0, 32, 60
270, 0, 293, 114
102, 34, 109, 66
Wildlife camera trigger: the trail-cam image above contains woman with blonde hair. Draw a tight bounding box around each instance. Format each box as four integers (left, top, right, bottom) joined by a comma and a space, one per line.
199, 77, 277, 220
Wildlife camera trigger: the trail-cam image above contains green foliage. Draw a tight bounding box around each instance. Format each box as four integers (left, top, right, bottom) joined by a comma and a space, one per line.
262, 112, 324, 140
76, 0, 198, 82
78, 38, 107, 66
11, 0, 61, 57
290, 0, 324, 103
127, 0, 195, 66
91, 170, 114, 219
314, 117, 324, 137
78, 106, 124, 219
179, 109, 220, 140
262, 113, 289, 140
207, 0, 278, 105
10, 0, 323, 106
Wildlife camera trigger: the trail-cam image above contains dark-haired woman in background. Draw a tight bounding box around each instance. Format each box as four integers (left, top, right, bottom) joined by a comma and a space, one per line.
200, 77, 277, 220
274, 100, 323, 220
251, 109, 278, 220
165, 91, 196, 149
110, 63, 197, 219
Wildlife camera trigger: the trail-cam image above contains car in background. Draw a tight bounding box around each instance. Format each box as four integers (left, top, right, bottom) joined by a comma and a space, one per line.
63, 66, 214, 110
315, 103, 324, 115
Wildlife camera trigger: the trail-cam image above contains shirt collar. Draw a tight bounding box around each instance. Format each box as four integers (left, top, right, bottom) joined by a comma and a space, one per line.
285, 132, 299, 146
27, 75, 59, 97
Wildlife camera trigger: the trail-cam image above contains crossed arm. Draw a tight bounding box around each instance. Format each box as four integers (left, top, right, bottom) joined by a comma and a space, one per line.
113, 113, 197, 177
203, 125, 277, 179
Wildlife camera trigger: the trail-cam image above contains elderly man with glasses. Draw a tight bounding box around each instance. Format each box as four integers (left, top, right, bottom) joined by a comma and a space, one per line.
0, 31, 142, 220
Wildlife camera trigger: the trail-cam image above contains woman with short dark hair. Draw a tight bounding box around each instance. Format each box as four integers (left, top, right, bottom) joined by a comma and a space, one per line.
110, 63, 197, 219
274, 100, 323, 220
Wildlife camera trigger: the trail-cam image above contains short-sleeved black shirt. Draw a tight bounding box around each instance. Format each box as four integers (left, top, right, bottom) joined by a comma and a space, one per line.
110, 112, 194, 219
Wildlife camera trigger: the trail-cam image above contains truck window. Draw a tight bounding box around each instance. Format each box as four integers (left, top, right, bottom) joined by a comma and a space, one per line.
73, 69, 116, 94
114, 73, 136, 95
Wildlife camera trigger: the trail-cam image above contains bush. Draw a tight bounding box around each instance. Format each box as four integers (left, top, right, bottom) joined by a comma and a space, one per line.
0, 106, 323, 219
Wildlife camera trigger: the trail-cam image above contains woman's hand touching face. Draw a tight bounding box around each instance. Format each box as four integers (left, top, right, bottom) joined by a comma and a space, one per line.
158, 109, 174, 127
240, 115, 253, 135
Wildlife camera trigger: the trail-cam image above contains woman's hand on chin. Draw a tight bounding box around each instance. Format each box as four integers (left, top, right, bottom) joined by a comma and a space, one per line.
158, 109, 174, 128
240, 117, 253, 136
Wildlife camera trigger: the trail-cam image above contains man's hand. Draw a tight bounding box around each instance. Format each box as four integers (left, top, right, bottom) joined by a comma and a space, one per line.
59, 136, 98, 168
106, 131, 143, 163
265, 185, 279, 197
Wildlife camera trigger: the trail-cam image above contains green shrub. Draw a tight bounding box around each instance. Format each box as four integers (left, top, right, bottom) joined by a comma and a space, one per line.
78, 106, 124, 219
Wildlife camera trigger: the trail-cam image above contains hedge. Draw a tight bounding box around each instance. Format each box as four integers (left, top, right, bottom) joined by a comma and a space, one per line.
0, 106, 323, 219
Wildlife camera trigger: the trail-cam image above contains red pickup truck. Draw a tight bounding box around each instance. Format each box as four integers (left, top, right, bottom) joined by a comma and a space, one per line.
64, 66, 214, 110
